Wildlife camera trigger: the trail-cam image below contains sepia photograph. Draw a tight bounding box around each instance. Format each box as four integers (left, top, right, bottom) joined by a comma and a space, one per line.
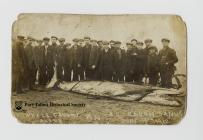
11, 13, 187, 124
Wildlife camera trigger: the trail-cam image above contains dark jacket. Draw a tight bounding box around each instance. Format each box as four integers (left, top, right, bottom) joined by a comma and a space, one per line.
24, 44, 36, 69
82, 44, 92, 69
158, 46, 178, 71
112, 48, 126, 72
56, 44, 67, 66
37, 45, 46, 67
71, 45, 83, 68
125, 48, 136, 73
99, 49, 114, 73
147, 54, 160, 75
12, 41, 26, 73
64, 47, 73, 68
134, 48, 147, 74
88, 45, 100, 68
33, 45, 40, 67
45, 44, 56, 66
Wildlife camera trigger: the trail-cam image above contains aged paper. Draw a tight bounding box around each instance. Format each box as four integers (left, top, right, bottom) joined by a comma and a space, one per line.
12, 14, 187, 124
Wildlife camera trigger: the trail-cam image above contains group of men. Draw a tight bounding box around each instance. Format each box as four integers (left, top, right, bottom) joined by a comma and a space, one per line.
12, 35, 178, 94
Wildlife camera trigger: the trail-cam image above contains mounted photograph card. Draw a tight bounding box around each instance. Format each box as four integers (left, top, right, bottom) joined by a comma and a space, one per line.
11, 13, 187, 124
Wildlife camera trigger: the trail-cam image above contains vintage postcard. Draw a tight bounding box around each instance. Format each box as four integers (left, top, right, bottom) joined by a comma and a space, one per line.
11, 13, 187, 124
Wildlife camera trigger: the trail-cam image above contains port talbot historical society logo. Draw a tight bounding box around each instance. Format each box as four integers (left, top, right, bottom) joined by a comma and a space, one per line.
14, 101, 25, 112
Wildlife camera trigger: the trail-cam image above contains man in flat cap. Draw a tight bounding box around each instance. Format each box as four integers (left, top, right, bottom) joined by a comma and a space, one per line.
45, 36, 58, 83
88, 39, 100, 80
55, 38, 66, 81
112, 41, 126, 82
95, 40, 104, 80
33, 39, 43, 84
20, 36, 31, 87
109, 40, 115, 47
71, 38, 83, 81
83, 36, 92, 80
50, 36, 58, 53
159, 38, 178, 88
12, 35, 27, 94
63, 43, 72, 82
24, 36, 38, 90
110, 40, 116, 55
125, 42, 137, 82
97, 40, 103, 49
109, 40, 118, 75
36, 37, 50, 85
99, 41, 114, 81
97, 40, 104, 51
78, 39, 84, 46
77, 39, 85, 80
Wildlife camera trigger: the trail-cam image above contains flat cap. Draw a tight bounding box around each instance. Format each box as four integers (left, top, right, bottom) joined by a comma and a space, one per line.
126, 42, 132, 45
43, 37, 50, 41
103, 41, 109, 45
72, 38, 79, 42
144, 39, 152, 43
115, 41, 121, 44
65, 43, 71, 46
91, 39, 97, 42
17, 35, 25, 40
97, 40, 103, 43
27, 36, 35, 40
161, 38, 170, 42
136, 41, 144, 46
59, 38, 65, 42
148, 46, 158, 51
37, 40, 43, 42
110, 40, 115, 44
78, 39, 84, 42
131, 39, 137, 42
51, 36, 58, 39
84, 36, 91, 40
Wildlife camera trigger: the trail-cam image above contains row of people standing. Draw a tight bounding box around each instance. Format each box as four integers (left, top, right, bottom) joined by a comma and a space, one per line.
12, 35, 178, 94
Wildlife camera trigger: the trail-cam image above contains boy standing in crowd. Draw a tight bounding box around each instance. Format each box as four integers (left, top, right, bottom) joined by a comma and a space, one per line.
147, 46, 159, 85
